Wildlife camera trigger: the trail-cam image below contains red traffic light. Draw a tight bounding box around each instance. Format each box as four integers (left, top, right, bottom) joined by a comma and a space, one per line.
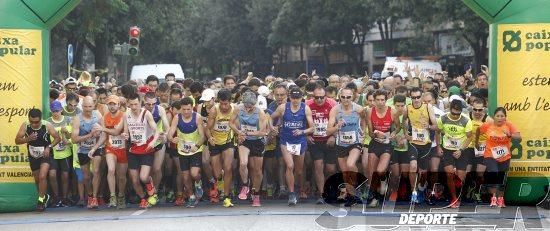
129, 26, 140, 37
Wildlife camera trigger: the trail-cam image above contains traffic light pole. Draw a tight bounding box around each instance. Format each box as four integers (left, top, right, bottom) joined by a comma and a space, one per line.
113, 43, 130, 82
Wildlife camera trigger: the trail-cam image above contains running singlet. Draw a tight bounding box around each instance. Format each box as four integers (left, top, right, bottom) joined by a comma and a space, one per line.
407, 104, 431, 145
469, 113, 489, 157
437, 113, 472, 151
26, 121, 51, 158
77, 112, 100, 154
307, 100, 332, 142
336, 104, 361, 147
176, 113, 204, 155
47, 116, 72, 159
239, 106, 261, 141
211, 104, 233, 145
371, 106, 392, 144
479, 121, 517, 162
104, 111, 126, 150
152, 105, 164, 132
127, 109, 153, 154
280, 102, 307, 145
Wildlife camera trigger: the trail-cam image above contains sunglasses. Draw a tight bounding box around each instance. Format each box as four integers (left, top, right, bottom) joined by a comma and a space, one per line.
314, 96, 325, 100
472, 108, 484, 112
411, 96, 422, 100
440, 90, 447, 93
340, 95, 352, 100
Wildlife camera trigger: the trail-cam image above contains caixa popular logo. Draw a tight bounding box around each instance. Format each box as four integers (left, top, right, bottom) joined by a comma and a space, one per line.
503, 29, 550, 52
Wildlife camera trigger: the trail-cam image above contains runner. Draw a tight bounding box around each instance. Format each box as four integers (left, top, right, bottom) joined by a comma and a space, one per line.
327, 86, 364, 205
476, 107, 520, 208
168, 97, 205, 208
402, 87, 438, 204
125, 93, 160, 209
366, 89, 401, 207
265, 84, 288, 198
229, 91, 269, 206
197, 88, 217, 201
71, 96, 104, 209
47, 101, 73, 207
387, 95, 408, 203
306, 85, 337, 204
143, 92, 170, 198
436, 99, 473, 208
97, 95, 128, 209
166, 99, 185, 206
205, 89, 236, 207
15, 109, 61, 211
465, 98, 492, 203
270, 87, 314, 206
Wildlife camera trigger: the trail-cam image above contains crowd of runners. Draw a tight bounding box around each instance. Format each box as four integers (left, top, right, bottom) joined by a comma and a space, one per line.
16, 66, 521, 211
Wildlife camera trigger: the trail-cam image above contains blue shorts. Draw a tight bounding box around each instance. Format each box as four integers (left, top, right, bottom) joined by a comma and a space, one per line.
74, 168, 83, 182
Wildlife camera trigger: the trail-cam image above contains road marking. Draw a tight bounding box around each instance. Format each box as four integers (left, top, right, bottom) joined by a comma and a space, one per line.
131, 210, 146, 216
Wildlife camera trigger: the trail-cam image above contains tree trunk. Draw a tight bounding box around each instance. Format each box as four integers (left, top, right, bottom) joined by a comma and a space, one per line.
93, 31, 109, 73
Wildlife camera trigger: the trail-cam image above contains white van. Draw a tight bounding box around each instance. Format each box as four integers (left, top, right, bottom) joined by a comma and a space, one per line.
130, 64, 185, 82
381, 57, 442, 78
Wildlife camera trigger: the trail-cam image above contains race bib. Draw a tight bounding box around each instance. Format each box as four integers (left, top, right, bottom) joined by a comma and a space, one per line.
241, 124, 258, 133
54, 141, 66, 151
29, 145, 45, 158
474, 143, 486, 157
214, 121, 230, 132
81, 138, 96, 148
109, 135, 125, 148
338, 131, 357, 144
313, 122, 328, 137
412, 128, 430, 143
375, 132, 391, 144
491, 146, 509, 159
131, 130, 146, 144
286, 143, 301, 156
179, 141, 195, 153
443, 136, 462, 150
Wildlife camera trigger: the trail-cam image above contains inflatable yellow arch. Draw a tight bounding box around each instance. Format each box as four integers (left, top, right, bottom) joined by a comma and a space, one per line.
464, 0, 550, 205
0, 0, 80, 212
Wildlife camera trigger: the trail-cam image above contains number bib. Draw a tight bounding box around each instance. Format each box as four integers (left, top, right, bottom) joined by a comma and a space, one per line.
475, 143, 486, 157
375, 132, 390, 144
241, 124, 258, 133
491, 146, 509, 159
54, 141, 66, 151
286, 142, 301, 156
179, 141, 195, 153
109, 135, 125, 148
339, 131, 357, 144
214, 121, 230, 132
313, 122, 328, 137
29, 145, 45, 158
443, 136, 462, 150
81, 138, 96, 148
412, 128, 430, 143
131, 130, 146, 144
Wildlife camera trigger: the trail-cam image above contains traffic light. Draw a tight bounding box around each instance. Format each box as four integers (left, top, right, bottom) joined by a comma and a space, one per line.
128, 26, 140, 56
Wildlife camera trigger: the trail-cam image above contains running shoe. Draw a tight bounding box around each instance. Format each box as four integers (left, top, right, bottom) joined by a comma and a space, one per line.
426, 190, 436, 205
490, 196, 498, 207
174, 195, 184, 206
194, 181, 204, 199
449, 200, 460, 209
165, 191, 175, 203
316, 197, 326, 205
473, 193, 482, 203
223, 197, 234, 208
411, 191, 419, 204
139, 198, 149, 209
252, 194, 261, 207
209, 185, 219, 203
267, 185, 274, 198
76, 199, 86, 208
187, 195, 198, 208
417, 188, 425, 204
87, 197, 94, 209
238, 186, 249, 200
108, 195, 117, 208
117, 196, 126, 209
367, 198, 379, 208
288, 192, 297, 206
497, 197, 506, 208
90, 197, 99, 209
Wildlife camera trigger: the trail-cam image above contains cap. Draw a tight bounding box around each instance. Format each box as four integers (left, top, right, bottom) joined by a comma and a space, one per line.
49, 80, 58, 85
50, 100, 63, 112
372, 72, 381, 80
106, 95, 119, 104
289, 88, 303, 99
138, 86, 150, 94
449, 96, 465, 110
65, 77, 77, 85
258, 85, 270, 97
448, 86, 461, 96
256, 95, 267, 110
200, 88, 216, 101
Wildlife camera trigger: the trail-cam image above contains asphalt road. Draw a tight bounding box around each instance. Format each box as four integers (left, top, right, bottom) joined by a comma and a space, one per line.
1, 199, 549, 231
